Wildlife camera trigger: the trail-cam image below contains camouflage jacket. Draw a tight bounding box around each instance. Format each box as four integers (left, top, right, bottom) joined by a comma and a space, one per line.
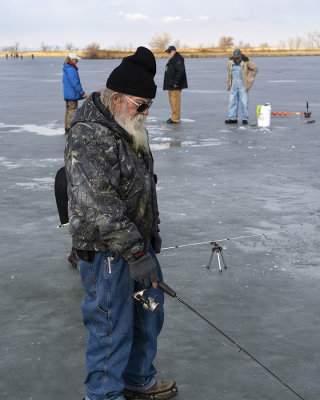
64, 92, 159, 260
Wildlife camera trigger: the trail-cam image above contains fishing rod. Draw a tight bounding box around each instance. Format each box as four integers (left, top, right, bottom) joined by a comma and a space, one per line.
162, 232, 272, 251
162, 232, 276, 272
132, 282, 306, 400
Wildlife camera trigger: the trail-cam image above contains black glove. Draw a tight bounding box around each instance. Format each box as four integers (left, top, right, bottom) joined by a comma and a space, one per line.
128, 252, 159, 287
151, 232, 162, 254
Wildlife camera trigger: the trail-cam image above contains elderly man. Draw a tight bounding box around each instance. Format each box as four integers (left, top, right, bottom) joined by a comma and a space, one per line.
225, 49, 258, 125
65, 47, 177, 400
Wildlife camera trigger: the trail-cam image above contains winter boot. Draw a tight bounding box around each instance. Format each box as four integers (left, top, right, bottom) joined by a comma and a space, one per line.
167, 118, 179, 124
123, 380, 178, 400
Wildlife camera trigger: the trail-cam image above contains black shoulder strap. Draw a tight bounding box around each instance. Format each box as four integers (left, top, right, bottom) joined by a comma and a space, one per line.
54, 166, 69, 226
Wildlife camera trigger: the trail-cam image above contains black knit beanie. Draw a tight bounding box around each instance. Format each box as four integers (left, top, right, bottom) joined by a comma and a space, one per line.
106, 47, 157, 99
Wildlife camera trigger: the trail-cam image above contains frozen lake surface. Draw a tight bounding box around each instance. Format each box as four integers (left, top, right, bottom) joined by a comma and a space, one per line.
0, 56, 320, 400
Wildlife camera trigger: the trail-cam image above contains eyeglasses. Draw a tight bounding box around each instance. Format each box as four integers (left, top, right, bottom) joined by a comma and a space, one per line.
124, 95, 153, 113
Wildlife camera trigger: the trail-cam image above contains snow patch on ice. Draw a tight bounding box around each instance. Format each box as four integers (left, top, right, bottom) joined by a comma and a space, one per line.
150, 138, 223, 151
0, 156, 64, 169
16, 177, 55, 190
180, 118, 195, 123
17, 124, 64, 136
150, 143, 171, 151
0, 122, 64, 136
0, 158, 21, 169
186, 89, 225, 94
148, 126, 171, 133
268, 80, 299, 83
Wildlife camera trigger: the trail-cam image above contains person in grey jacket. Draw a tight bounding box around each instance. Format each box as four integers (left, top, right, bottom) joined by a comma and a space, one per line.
65, 47, 177, 400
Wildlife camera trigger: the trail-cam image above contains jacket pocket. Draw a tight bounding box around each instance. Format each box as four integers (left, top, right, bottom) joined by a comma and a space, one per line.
95, 277, 112, 334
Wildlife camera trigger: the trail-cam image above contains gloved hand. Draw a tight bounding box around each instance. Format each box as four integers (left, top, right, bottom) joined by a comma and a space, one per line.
128, 252, 159, 287
151, 232, 162, 254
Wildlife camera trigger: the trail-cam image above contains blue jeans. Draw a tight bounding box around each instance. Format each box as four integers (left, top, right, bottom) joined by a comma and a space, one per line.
78, 247, 164, 400
228, 85, 249, 121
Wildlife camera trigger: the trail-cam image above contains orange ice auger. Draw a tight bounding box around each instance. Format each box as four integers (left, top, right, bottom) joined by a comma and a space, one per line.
271, 102, 311, 118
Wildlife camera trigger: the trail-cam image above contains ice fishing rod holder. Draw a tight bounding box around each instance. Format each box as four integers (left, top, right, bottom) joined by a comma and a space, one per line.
207, 241, 227, 271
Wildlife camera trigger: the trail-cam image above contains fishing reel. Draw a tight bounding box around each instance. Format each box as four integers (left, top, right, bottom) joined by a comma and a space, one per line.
131, 289, 160, 313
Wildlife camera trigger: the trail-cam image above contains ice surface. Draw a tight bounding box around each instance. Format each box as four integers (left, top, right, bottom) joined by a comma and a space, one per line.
0, 56, 320, 400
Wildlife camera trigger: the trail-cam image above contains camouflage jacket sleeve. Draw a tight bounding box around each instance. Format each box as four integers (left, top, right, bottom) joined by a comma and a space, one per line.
65, 122, 144, 260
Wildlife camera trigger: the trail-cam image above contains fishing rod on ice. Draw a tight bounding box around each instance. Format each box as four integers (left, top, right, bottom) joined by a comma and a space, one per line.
132, 281, 306, 400
161, 232, 273, 251
162, 232, 275, 272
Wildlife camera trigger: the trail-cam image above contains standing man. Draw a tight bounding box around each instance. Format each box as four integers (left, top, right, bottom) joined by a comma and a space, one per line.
65, 47, 178, 400
62, 52, 88, 134
225, 49, 258, 125
163, 45, 188, 124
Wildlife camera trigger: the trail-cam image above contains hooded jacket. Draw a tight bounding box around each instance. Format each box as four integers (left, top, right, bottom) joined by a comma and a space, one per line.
227, 54, 258, 91
64, 92, 159, 260
62, 62, 85, 101
163, 52, 188, 91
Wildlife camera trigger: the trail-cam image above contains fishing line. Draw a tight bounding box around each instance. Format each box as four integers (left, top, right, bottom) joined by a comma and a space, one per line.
165, 310, 235, 352
158, 281, 306, 400
166, 311, 296, 397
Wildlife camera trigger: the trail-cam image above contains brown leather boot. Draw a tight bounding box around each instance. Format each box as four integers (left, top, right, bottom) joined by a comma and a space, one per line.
123, 380, 178, 400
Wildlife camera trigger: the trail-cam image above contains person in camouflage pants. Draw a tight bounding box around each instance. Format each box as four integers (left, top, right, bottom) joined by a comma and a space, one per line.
65, 47, 178, 400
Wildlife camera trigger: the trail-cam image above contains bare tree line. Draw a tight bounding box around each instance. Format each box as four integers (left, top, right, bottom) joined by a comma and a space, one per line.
2, 42, 77, 52
148, 31, 320, 50
3, 31, 320, 54
2, 42, 20, 53
278, 32, 320, 48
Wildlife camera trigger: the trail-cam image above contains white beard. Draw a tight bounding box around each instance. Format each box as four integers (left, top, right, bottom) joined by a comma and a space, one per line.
114, 103, 150, 153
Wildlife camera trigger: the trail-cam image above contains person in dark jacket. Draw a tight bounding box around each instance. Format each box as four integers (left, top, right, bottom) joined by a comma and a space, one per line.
163, 45, 188, 123
62, 52, 88, 134
65, 47, 177, 400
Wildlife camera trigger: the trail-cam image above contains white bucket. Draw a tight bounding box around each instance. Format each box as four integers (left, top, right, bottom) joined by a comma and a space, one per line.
257, 103, 271, 127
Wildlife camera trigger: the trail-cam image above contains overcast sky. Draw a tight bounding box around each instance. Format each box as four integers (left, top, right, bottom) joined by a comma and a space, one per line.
1, 0, 319, 50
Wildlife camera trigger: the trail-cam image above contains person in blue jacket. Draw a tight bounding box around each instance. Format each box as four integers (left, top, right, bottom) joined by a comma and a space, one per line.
62, 53, 88, 134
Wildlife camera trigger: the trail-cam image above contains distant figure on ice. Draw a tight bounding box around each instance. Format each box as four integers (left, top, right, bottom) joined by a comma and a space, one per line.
62, 52, 88, 134
31, 54, 35, 60
225, 49, 258, 125
5, 53, 8, 60
163, 45, 188, 124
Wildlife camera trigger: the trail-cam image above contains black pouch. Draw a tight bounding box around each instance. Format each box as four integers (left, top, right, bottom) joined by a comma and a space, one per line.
76, 249, 95, 263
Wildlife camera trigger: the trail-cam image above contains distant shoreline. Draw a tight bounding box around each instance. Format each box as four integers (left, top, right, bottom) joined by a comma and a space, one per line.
1, 47, 320, 59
